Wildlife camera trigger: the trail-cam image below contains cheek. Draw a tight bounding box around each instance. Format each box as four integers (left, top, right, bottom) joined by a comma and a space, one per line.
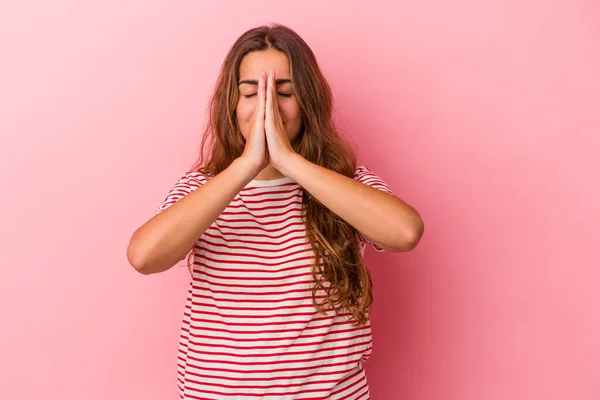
236, 101, 255, 122
280, 103, 303, 140
235, 101, 255, 139
280, 101, 301, 123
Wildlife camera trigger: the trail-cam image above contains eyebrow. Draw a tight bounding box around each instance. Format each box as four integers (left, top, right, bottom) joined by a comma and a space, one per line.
238, 78, 292, 86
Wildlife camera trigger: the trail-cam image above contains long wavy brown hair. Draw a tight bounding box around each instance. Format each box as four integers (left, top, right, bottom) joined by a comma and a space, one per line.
186, 23, 373, 326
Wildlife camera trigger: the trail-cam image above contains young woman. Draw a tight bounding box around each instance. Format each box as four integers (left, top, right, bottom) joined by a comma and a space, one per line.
127, 23, 424, 400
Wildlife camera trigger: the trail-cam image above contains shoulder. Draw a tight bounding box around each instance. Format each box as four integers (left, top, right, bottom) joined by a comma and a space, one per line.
353, 165, 374, 179
161, 169, 212, 195
174, 170, 212, 188
186, 170, 211, 186
352, 165, 394, 194
353, 165, 383, 183
156, 169, 212, 214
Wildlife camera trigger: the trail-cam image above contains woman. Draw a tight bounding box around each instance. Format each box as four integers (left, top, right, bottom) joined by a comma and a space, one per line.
127, 23, 424, 399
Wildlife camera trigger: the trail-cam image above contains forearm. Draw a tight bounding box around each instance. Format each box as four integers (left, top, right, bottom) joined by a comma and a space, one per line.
280, 154, 424, 252
127, 157, 257, 274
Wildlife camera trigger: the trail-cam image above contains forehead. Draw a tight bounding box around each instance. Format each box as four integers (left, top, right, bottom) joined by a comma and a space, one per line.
239, 48, 290, 79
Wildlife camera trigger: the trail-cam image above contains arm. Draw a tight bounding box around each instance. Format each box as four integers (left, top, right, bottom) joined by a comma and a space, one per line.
126, 158, 256, 275
280, 155, 424, 252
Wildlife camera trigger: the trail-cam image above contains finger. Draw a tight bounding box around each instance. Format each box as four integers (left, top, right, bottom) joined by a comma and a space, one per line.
265, 70, 273, 123
272, 70, 279, 117
257, 71, 266, 123
267, 70, 285, 129
271, 71, 284, 125
271, 70, 278, 115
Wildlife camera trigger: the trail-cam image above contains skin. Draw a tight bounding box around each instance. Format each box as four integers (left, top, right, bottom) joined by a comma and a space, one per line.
128, 50, 423, 276
235, 49, 424, 251
236, 48, 302, 180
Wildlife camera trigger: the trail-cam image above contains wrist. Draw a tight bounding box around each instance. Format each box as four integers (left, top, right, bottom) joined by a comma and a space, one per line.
277, 153, 304, 179
233, 157, 261, 182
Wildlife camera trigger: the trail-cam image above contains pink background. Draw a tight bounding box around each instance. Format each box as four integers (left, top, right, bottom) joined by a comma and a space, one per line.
1, 1, 599, 399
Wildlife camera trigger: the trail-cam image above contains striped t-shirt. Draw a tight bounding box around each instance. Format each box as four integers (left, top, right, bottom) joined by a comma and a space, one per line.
156, 165, 394, 399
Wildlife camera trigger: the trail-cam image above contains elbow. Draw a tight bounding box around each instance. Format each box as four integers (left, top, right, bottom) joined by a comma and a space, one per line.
396, 218, 424, 252
407, 218, 425, 250
127, 240, 150, 275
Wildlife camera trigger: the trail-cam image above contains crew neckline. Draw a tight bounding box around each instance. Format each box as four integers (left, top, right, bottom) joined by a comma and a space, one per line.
246, 175, 296, 187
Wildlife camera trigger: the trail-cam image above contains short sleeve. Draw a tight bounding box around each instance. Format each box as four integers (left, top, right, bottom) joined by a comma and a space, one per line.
353, 165, 395, 253
156, 170, 210, 215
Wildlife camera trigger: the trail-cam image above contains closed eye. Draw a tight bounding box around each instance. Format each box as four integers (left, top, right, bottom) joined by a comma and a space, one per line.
243, 93, 293, 98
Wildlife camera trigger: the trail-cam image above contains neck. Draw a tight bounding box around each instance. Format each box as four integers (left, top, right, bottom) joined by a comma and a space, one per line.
253, 165, 285, 181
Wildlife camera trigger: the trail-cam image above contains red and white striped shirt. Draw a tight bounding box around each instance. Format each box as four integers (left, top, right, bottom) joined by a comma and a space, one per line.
156, 165, 394, 399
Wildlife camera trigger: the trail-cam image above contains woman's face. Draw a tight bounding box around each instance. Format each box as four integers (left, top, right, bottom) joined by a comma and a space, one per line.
236, 48, 303, 144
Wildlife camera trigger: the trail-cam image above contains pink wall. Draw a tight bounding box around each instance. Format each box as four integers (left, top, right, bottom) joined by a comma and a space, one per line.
1, 1, 598, 399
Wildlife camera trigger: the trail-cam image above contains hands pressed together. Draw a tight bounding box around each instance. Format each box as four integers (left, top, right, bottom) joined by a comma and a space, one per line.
241, 70, 297, 176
